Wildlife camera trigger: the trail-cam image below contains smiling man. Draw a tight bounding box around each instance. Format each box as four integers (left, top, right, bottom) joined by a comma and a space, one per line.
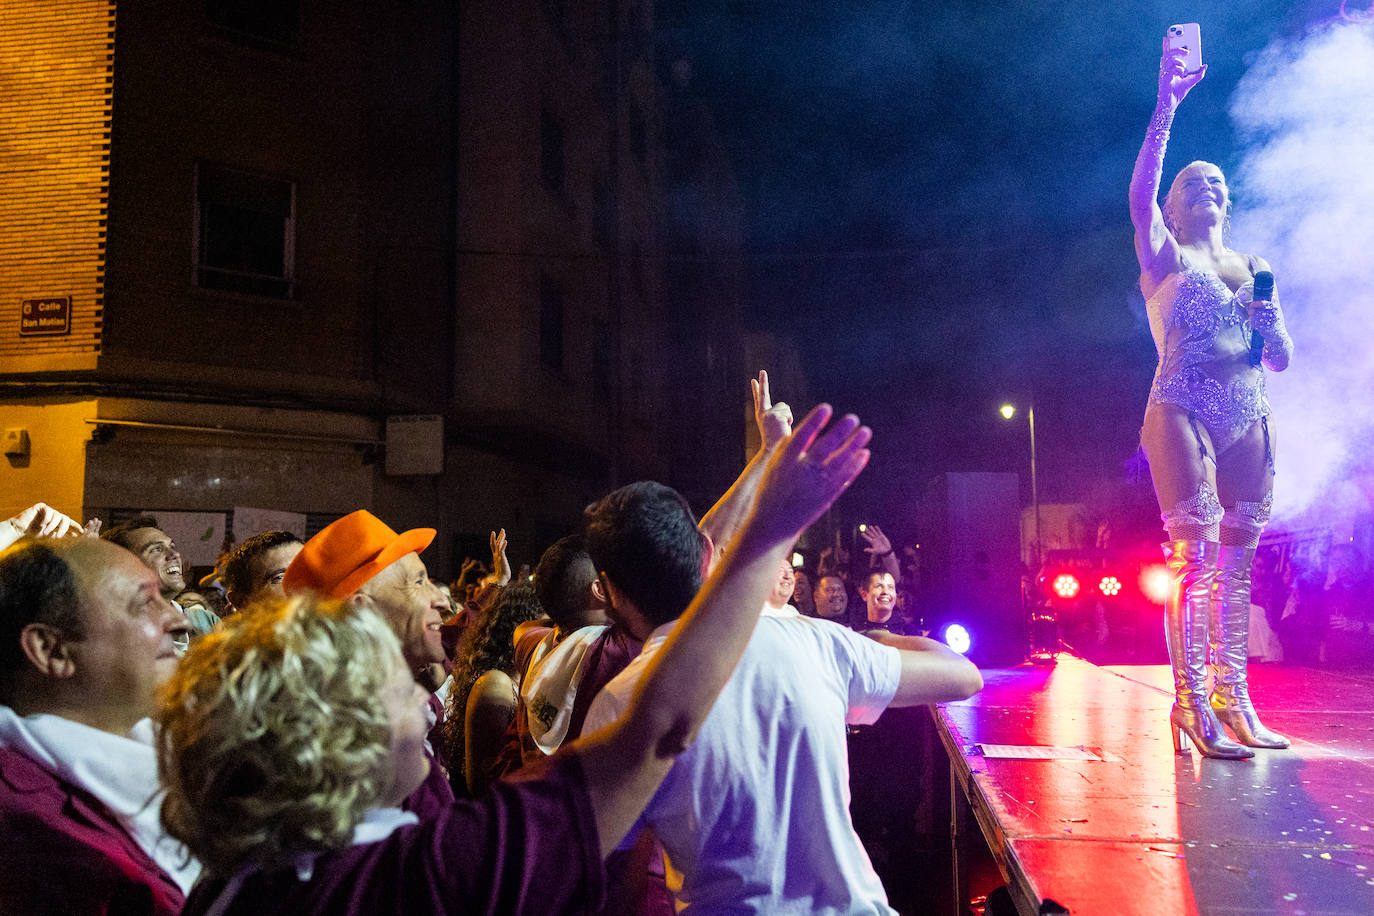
283, 511, 447, 672
859, 571, 910, 634
282, 510, 453, 813
102, 516, 185, 601
814, 573, 851, 625
0, 537, 198, 914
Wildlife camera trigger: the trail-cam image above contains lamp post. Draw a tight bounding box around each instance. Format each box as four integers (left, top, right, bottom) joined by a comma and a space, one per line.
999, 397, 1041, 571
1001, 396, 1054, 662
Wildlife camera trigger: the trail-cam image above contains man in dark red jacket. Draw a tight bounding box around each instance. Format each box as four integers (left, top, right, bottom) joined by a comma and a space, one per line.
0, 536, 196, 915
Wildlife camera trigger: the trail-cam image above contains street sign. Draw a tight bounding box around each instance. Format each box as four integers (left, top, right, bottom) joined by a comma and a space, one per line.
20, 297, 72, 336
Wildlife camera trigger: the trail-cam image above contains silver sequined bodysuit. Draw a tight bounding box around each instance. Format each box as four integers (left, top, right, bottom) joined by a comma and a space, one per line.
1145, 265, 1270, 456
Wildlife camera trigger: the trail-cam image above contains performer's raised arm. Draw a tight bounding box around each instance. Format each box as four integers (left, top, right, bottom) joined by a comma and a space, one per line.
1131, 42, 1206, 291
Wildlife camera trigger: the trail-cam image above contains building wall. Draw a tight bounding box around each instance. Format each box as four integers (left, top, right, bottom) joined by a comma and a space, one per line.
99, 1, 402, 403
0, 0, 113, 374
81, 398, 377, 541
453, 0, 668, 483
0, 399, 96, 520
0, 1, 739, 570
662, 67, 746, 510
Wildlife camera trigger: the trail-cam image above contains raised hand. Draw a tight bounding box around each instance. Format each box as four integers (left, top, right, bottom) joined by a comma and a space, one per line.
1157, 42, 1205, 109
1, 502, 88, 550
859, 524, 893, 558
490, 528, 511, 587
752, 370, 793, 452
747, 405, 871, 547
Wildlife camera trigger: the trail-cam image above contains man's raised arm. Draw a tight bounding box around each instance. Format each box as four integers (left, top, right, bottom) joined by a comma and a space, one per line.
865, 631, 983, 707
574, 404, 870, 856
697, 370, 793, 562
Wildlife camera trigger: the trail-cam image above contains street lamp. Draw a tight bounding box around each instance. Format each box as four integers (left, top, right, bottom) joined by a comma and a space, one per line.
998, 398, 1040, 570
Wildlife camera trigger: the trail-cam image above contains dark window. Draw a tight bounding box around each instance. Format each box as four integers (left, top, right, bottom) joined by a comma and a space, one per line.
194, 163, 295, 299
541, 108, 565, 193
540, 276, 564, 372
206, 0, 300, 50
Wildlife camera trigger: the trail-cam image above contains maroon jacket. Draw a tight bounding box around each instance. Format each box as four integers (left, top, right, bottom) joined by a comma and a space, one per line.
0, 745, 185, 916
183, 753, 604, 916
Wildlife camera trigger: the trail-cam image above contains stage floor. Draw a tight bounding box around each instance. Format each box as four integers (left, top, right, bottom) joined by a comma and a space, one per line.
935, 656, 1374, 915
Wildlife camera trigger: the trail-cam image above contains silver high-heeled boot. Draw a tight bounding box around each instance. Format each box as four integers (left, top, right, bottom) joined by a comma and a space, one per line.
1210, 543, 1289, 749
1162, 540, 1253, 760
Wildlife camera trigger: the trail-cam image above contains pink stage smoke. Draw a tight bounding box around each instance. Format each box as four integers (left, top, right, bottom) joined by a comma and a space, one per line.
1228, 20, 1374, 524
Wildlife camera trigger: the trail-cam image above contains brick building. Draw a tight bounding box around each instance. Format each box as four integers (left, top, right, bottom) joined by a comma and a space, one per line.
0, 0, 745, 577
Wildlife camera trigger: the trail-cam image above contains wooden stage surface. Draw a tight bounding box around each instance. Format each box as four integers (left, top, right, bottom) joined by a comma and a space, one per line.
934, 656, 1374, 915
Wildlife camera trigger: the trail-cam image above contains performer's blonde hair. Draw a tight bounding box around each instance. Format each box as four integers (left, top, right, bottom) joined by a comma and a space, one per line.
157, 594, 405, 875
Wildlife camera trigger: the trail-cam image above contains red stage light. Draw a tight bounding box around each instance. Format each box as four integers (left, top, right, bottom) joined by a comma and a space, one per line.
1139, 564, 1171, 604
1098, 575, 1122, 597
1051, 573, 1080, 599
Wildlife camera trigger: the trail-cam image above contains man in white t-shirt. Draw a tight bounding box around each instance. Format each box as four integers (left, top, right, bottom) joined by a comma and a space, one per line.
584, 536, 983, 913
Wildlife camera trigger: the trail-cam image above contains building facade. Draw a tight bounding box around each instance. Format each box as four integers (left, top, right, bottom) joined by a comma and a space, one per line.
1, 0, 743, 578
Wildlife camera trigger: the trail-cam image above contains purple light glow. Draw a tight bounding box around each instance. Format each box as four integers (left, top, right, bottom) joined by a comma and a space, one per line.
1229, 19, 1374, 526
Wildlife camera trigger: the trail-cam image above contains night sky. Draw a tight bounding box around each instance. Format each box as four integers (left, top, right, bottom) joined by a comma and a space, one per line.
658, 0, 1346, 547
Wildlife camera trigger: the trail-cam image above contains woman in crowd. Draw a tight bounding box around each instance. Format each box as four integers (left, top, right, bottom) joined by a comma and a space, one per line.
443, 582, 543, 796
1130, 36, 1293, 758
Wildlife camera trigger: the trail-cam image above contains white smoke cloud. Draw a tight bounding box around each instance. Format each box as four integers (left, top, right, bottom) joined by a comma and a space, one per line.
1228, 19, 1374, 524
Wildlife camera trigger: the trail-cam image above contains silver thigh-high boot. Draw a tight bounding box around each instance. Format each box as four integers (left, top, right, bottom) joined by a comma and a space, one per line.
1162, 540, 1253, 759
1210, 544, 1290, 748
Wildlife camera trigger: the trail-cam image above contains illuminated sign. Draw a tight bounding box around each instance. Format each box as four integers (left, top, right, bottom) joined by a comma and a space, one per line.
20, 297, 71, 337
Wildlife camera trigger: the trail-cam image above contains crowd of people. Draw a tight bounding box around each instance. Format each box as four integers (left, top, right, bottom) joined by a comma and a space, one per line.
0, 371, 984, 915
1249, 541, 1374, 668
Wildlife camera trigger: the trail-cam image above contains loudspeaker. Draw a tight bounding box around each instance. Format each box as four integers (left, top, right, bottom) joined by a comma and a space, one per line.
918, 472, 1024, 666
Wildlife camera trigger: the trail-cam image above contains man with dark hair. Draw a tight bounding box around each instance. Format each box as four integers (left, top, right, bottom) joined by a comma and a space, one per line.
0, 537, 197, 914
584, 482, 708, 635
858, 570, 915, 635
509, 535, 617, 766
512, 371, 795, 777
532, 535, 603, 632
101, 515, 185, 601
221, 529, 304, 612
585, 494, 983, 911
814, 572, 852, 625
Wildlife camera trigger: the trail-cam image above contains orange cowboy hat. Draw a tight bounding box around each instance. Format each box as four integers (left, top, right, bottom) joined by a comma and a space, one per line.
283, 509, 436, 599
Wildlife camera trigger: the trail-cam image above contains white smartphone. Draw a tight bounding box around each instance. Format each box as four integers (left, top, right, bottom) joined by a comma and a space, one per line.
1166, 23, 1203, 74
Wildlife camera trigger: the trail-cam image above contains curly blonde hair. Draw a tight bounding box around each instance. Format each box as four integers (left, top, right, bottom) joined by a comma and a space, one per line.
156, 594, 405, 875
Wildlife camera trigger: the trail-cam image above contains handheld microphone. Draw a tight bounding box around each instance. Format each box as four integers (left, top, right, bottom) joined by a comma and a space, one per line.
1249, 270, 1274, 368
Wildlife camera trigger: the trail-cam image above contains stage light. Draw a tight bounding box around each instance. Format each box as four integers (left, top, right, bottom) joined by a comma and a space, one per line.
999, 403, 1016, 420
1139, 564, 1170, 604
943, 623, 972, 655
791, 551, 804, 568
858, 524, 867, 532
1098, 575, 1122, 597
1051, 573, 1080, 599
